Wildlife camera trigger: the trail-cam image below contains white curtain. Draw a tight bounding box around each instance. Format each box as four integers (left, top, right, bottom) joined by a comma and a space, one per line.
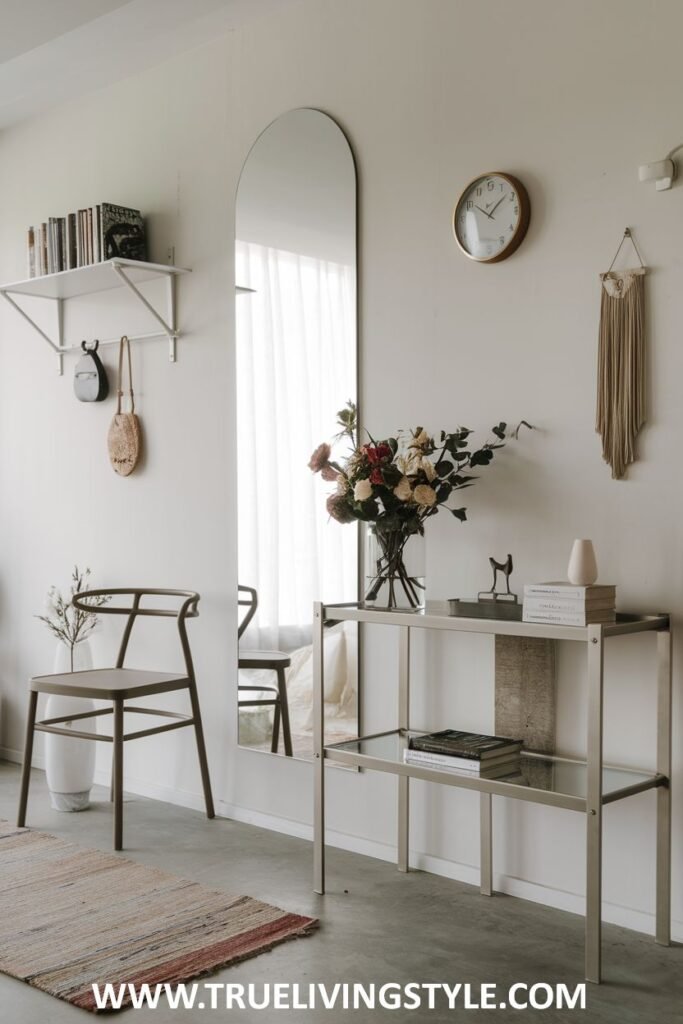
236, 239, 357, 651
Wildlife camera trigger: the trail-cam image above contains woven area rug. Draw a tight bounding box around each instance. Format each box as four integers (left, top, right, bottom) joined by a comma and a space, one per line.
0, 821, 317, 1012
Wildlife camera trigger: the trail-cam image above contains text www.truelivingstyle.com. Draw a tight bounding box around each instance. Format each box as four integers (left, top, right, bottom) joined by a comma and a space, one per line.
92, 981, 587, 1012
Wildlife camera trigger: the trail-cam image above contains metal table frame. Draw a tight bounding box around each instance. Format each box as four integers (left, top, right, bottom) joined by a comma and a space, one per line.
312, 602, 672, 984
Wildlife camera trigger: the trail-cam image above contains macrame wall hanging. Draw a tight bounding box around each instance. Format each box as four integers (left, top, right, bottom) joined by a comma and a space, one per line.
596, 228, 647, 480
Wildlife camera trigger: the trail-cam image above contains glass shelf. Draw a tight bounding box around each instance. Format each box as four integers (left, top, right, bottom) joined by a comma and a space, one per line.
325, 730, 663, 812
322, 602, 669, 642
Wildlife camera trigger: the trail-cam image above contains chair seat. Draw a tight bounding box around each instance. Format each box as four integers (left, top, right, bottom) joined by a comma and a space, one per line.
30, 668, 190, 701
238, 650, 292, 671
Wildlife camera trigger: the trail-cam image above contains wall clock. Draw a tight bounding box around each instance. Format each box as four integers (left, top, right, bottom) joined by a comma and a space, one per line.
453, 172, 530, 263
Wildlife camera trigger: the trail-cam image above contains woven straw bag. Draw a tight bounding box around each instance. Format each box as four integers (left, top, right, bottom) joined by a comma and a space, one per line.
107, 336, 142, 476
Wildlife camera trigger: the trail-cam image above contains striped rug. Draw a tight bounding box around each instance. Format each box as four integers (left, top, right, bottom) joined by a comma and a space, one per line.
0, 821, 317, 1011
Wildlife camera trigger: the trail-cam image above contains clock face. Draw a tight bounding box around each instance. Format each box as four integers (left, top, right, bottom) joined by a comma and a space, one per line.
453, 173, 530, 263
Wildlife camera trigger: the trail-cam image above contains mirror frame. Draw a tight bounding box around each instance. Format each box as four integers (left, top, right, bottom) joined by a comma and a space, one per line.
234, 107, 362, 762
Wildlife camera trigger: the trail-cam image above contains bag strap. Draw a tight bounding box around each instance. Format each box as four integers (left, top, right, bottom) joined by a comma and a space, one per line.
116, 335, 134, 414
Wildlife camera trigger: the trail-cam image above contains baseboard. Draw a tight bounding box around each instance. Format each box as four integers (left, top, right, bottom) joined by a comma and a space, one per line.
3, 749, 680, 943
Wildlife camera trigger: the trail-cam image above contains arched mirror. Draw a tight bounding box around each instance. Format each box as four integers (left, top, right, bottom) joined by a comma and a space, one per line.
235, 108, 359, 760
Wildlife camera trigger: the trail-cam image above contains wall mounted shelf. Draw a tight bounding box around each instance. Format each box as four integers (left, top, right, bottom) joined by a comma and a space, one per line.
0, 258, 190, 374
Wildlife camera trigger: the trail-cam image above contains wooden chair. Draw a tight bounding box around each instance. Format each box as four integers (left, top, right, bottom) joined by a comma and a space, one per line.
17, 588, 214, 850
237, 585, 293, 756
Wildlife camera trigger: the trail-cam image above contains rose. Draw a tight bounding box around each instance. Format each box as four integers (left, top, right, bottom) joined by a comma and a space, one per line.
364, 443, 392, 465
413, 483, 437, 507
354, 478, 373, 501
370, 467, 383, 485
308, 443, 332, 473
394, 476, 412, 502
420, 458, 437, 482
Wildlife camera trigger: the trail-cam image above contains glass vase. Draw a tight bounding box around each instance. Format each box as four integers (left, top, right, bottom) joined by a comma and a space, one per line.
364, 525, 426, 611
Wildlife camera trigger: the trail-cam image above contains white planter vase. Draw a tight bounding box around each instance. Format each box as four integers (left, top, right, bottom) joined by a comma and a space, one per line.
567, 539, 598, 586
45, 640, 97, 812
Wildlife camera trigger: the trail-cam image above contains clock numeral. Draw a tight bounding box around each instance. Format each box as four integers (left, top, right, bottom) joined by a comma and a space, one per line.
513, 206, 519, 216
476, 187, 482, 196
487, 180, 494, 191
466, 200, 473, 210
499, 236, 505, 246
509, 224, 514, 231
510, 192, 516, 201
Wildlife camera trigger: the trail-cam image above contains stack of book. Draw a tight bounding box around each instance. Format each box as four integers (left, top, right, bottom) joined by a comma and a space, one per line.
27, 203, 147, 278
403, 730, 523, 778
523, 582, 616, 626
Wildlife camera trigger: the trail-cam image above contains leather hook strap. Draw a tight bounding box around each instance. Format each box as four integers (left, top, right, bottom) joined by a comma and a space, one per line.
116, 335, 135, 414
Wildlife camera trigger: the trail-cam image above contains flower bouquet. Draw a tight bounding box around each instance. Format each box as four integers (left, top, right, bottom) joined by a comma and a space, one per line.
310, 406, 512, 610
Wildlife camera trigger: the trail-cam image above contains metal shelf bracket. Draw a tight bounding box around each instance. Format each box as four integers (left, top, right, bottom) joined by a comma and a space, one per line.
0, 259, 183, 375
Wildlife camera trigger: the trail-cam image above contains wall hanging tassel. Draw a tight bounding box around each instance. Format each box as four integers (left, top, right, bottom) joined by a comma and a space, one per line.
596, 228, 647, 480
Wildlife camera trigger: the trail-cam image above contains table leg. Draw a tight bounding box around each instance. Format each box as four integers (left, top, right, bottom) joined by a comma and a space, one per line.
585, 626, 604, 984
398, 627, 410, 872
313, 602, 325, 894
480, 792, 493, 895
656, 628, 672, 946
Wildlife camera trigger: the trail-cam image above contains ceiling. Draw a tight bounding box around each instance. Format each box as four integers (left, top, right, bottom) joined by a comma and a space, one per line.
0, 0, 296, 129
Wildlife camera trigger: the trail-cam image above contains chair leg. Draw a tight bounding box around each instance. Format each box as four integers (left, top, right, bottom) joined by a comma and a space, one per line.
17, 691, 38, 827
188, 681, 215, 819
271, 698, 281, 753
113, 700, 124, 851
110, 747, 115, 803
276, 666, 293, 757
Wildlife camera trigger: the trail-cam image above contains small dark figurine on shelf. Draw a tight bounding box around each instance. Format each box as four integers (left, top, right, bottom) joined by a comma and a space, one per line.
478, 553, 518, 604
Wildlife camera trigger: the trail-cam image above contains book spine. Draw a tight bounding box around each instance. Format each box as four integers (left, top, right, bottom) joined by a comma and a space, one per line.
524, 598, 615, 613
524, 585, 615, 598
27, 227, 35, 278
523, 611, 616, 626
405, 750, 519, 771
40, 224, 47, 275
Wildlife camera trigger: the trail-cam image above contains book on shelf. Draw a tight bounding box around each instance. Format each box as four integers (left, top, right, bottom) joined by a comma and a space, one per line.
523, 608, 616, 626
25, 202, 147, 277
408, 730, 522, 760
402, 750, 521, 779
524, 582, 616, 601
100, 202, 146, 261
404, 747, 521, 772
26, 227, 35, 278
523, 595, 615, 613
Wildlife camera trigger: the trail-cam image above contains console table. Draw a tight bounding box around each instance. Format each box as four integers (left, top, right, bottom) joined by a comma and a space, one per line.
312, 601, 672, 984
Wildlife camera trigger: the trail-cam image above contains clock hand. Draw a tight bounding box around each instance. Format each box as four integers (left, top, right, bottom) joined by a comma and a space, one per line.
474, 204, 494, 219
488, 194, 507, 217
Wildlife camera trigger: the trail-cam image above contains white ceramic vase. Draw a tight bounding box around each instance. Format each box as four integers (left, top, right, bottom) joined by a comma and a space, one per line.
45, 640, 97, 811
567, 539, 598, 586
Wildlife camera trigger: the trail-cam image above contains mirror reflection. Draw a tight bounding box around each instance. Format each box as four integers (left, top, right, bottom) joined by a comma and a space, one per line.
235, 108, 359, 760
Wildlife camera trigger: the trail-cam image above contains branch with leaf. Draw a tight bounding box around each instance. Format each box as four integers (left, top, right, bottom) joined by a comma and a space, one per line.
36, 566, 110, 672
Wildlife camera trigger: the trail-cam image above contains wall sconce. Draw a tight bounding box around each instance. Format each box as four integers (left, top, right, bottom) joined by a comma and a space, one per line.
638, 144, 683, 191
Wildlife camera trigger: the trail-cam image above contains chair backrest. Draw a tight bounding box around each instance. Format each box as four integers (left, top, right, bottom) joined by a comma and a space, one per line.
72, 588, 200, 676
238, 585, 257, 639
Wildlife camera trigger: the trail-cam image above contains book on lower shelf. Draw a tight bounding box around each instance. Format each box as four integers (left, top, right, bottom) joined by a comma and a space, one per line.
523, 582, 616, 626
403, 748, 521, 779
408, 729, 523, 760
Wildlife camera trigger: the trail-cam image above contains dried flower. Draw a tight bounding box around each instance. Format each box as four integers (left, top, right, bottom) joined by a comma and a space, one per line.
413, 484, 437, 507
394, 476, 413, 502
35, 567, 110, 672
308, 443, 332, 473
354, 478, 373, 501
321, 463, 339, 482
336, 474, 349, 494
420, 458, 437, 482
326, 493, 355, 524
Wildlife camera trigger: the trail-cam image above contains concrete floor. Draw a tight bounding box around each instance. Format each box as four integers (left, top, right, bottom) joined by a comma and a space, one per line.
0, 762, 679, 1024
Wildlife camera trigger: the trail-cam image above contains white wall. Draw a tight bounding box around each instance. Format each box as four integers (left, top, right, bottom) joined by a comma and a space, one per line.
0, 0, 681, 940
